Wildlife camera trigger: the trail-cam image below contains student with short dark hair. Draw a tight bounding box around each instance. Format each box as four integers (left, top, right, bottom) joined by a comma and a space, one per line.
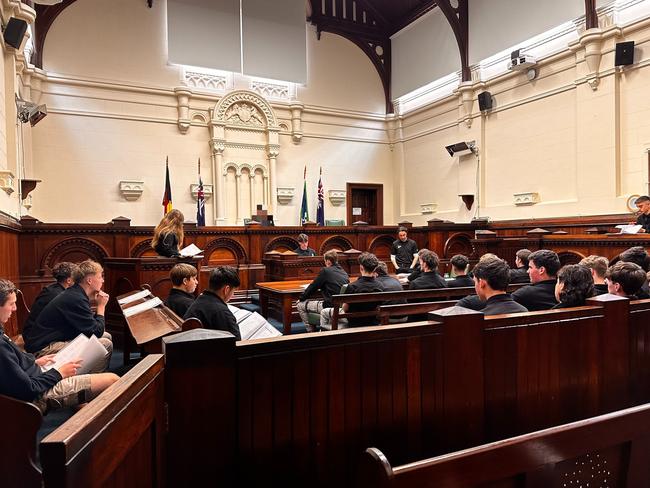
297, 250, 349, 332
619, 246, 650, 298
22, 262, 79, 340
633, 195, 650, 233
0, 278, 118, 412
24, 260, 113, 372
472, 258, 528, 315
447, 254, 473, 288
509, 249, 532, 284
166, 263, 198, 317
553, 265, 594, 308
605, 261, 647, 299
184, 266, 242, 340
293, 233, 316, 256
511, 249, 560, 311
579, 255, 609, 295
409, 250, 447, 291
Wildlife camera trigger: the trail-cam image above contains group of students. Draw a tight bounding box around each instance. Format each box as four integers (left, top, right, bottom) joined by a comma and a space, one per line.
297, 240, 650, 330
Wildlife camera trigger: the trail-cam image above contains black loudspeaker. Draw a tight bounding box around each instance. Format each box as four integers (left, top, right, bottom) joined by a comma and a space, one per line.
615, 41, 635, 66
3, 17, 28, 49
478, 91, 493, 112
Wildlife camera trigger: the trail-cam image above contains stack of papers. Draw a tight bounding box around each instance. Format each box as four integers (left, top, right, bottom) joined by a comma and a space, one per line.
41, 334, 108, 375
117, 289, 152, 305
123, 296, 163, 317
180, 243, 203, 257
616, 224, 643, 234
228, 305, 282, 340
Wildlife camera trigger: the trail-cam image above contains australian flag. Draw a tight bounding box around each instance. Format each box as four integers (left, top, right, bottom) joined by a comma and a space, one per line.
316, 167, 324, 226
196, 159, 205, 226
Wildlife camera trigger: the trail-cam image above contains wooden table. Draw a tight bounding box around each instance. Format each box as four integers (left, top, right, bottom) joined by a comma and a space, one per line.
257, 280, 312, 334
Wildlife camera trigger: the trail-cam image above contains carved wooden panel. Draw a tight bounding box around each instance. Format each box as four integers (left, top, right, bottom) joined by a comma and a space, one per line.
368, 234, 394, 260
264, 236, 299, 253
443, 232, 474, 258
204, 238, 247, 266
41, 237, 108, 270
318, 235, 353, 254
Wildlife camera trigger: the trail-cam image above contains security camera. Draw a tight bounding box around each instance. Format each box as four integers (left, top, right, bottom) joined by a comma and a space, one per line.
16, 96, 47, 127
445, 141, 477, 157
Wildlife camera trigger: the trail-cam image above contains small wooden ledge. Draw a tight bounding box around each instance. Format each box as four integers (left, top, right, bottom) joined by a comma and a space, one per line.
20, 179, 41, 200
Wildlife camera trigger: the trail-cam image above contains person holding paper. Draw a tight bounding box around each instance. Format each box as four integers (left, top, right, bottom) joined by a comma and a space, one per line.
184, 266, 242, 340
0, 279, 118, 413
23, 260, 113, 372
166, 263, 198, 317
152, 209, 184, 257
633, 195, 650, 233
22, 262, 79, 340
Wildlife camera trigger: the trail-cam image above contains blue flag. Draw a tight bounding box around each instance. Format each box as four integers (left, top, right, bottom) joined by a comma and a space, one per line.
300, 166, 309, 224
316, 167, 324, 226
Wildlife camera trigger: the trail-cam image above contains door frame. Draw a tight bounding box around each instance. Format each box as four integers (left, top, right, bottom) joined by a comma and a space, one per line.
346, 183, 384, 226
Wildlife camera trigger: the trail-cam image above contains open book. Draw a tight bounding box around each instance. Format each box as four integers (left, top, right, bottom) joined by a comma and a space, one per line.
228, 305, 282, 340
41, 334, 108, 375
180, 243, 203, 257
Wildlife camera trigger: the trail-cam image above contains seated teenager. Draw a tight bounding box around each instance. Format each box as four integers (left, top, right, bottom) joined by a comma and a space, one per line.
320, 252, 384, 330
471, 258, 528, 315
446, 254, 473, 288
409, 250, 448, 293
605, 261, 647, 299
293, 233, 316, 257
152, 209, 184, 257
400, 248, 427, 284
553, 264, 594, 308
512, 249, 560, 311
579, 255, 609, 295
166, 263, 198, 317
297, 250, 349, 332
22, 262, 79, 340
0, 279, 118, 413
509, 249, 531, 284
184, 266, 242, 340
456, 253, 503, 311
618, 246, 650, 298
23, 260, 113, 373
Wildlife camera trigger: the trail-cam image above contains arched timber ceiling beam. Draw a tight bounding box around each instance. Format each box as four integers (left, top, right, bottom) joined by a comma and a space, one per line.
31, 0, 78, 69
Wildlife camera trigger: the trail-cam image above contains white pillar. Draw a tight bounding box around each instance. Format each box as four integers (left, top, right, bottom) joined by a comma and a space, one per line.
268, 147, 279, 215
211, 141, 226, 225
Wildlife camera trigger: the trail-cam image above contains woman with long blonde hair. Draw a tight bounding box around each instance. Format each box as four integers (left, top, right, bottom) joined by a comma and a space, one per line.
152, 209, 184, 257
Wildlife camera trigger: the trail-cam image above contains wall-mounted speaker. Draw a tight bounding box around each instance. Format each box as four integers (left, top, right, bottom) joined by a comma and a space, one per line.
3, 18, 28, 49
478, 91, 493, 112
615, 41, 635, 67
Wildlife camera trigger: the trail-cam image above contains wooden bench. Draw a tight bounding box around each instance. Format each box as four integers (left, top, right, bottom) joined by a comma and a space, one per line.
358, 401, 650, 487
1, 354, 165, 488
162, 294, 650, 487
329, 283, 526, 329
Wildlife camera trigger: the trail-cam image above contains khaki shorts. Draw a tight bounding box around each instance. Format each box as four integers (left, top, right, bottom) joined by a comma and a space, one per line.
34, 374, 93, 413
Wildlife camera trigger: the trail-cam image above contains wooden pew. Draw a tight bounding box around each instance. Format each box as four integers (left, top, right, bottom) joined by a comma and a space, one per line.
358, 401, 650, 488
377, 301, 457, 324
0, 354, 165, 488
329, 283, 526, 329
162, 295, 649, 487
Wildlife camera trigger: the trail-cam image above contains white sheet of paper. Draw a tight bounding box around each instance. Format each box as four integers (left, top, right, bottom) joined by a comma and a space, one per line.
238, 312, 282, 340
117, 289, 151, 305
42, 334, 108, 375
228, 304, 252, 323
179, 243, 203, 257
616, 224, 642, 234
123, 296, 163, 317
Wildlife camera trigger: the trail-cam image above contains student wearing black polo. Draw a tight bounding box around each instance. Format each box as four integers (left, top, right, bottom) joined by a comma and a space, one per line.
511, 249, 560, 311
553, 264, 594, 308
509, 249, 531, 284
166, 263, 198, 317
390, 227, 419, 273
409, 250, 447, 292
579, 255, 609, 295
618, 246, 650, 298
293, 233, 317, 257
605, 261, 647, 299
472, 258, 528, 316
446, 254, 474, 288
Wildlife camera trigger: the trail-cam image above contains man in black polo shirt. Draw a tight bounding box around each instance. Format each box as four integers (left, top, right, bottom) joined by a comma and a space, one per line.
297, 250, 349, 332
390, 227, 419, 273
472, 258, 528, 315
509, 249, 531, 284
634, 195, 650, 233
579, 255, 609, 295
293, 233, 316, 256
409, 250, 448, 292
446, 254, 474, 288
320, 252, 384, 329
184, 266, 242, 340
511, 249, 560, 311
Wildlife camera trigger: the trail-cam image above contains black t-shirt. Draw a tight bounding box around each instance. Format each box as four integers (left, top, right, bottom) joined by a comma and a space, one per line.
391, 239, 418, 269
636, 213, 650, 233
293, 247, 316, 257
344, 276, 384, 327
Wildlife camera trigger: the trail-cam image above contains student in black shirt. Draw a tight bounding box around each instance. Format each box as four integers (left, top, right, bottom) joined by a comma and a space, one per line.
579, 255, 609, 295
184, 266, 242, 340
509, 249, 531, 284
320, 253, 384, 329
471, 258, 527, 316
22, 262, 79, 341
390, 226, 419, 273
446, 254, 474, 288
24, 260, 113, 373
293, 233, 316, 257
605, 261, 647, 299
633, 195, 650, 233
409, 250, 447, 292
297, 250, 349, 331
166, 263, 198, 317
512, 250, 560, 311
618, 246, 650, 298
553, 264, 594, 308
152, 209, 184, 257
0, 279, 118, 412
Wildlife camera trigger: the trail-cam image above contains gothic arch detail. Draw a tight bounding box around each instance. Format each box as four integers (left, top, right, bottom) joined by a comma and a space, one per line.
130, 239, 155, 258
319, 236, 354, 254
443, 233, 475, 258
558, 251, 586, 266
368, 235, 395, 259
41, 237, 109, 271
265, 236, 300, 253
203, 238, 248, 265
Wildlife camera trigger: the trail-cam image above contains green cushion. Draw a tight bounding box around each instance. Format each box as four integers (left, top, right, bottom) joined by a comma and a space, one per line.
326, 219, 345, 226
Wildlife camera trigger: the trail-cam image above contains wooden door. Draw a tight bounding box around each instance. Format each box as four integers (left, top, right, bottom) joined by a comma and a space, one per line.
347, 183, 383, 225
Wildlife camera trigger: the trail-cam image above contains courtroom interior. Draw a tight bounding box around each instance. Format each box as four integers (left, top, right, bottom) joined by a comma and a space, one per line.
3, 0, 650, 487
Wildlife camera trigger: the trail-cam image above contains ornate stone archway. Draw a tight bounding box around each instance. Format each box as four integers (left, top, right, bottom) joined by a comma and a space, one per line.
210, 90, 280, 225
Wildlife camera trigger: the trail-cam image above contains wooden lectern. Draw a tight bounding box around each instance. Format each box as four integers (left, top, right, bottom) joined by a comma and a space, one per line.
262, 249, 362, 281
